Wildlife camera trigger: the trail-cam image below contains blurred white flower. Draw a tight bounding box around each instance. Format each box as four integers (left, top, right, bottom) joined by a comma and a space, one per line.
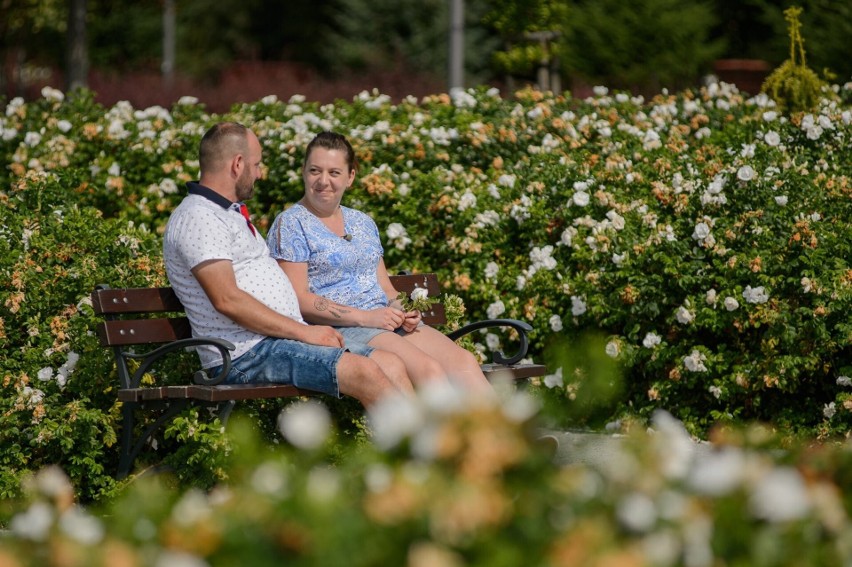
24, 131, 41, 147
683, 350, 707, 372
251, 462, 288, 496
709, 385, 722, 399
497, 173, 516, 188
177, 95, 200, 105
37, 367, 53, 382
612, 252, 627, 265
386, 222, 412, 250
824, 402, 836, 419
724, 297, 739, 311
643, 332, 662, 348
368, 393, 424, 450
651, 410, 695, 479
800, 277, 813, 293
617, 492, 657, 532
775, 195, 788, 206
571, 296, 587, 316
572, 190, 590, 207
743, 285, 769, 304
154, 550, 209, 567
749, 467, 811, 522
736, 165, 756, 182
543, 367, 563, 389
410, 287, 429, 302
485, 333, 500, 350
692, 222, 711, 241
605, 340, 620, 358
458, 190, 476, 211
486, 300, 505, 319
549, 314, 563, 332
484, 261, 499, 280
705, 289, 717, 305
41, 86, 65, 102
10, 502, 54, 541
60, 506, 104, 545
762, 110, 778, 121
676, 306, 694, 324
57, 120, 72, 133
688, 447, 746, 496
764, 130, 781, 146
836, 376, 852, 387
606, 210, 626, 230
278, 401, 331, 450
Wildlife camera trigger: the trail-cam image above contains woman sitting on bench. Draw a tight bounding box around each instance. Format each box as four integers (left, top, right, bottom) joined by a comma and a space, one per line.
267, 131, 493, 395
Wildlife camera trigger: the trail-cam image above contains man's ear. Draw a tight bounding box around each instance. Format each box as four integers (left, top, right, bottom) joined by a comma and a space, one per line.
230, 153, 244, 179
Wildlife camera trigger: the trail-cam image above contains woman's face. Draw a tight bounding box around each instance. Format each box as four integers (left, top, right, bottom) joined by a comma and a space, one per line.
302, 147, 355, 212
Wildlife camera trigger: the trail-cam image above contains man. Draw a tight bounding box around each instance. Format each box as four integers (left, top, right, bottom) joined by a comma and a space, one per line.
163, 122, 413, 407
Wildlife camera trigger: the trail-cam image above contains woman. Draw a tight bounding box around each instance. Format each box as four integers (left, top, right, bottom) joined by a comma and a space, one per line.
267, 131, 492, 394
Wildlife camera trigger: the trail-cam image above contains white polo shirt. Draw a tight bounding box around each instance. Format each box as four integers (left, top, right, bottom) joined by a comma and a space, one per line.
163, 186, 305, 368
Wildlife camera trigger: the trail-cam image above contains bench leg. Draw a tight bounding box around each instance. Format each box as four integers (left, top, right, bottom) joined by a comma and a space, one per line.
217, 400, 237, 425
117, 400, 190, 480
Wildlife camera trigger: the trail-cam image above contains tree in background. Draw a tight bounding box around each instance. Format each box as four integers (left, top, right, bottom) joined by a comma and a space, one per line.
483, 0, 570, 88
314, 0, 499, 87
560, 0, 724, 93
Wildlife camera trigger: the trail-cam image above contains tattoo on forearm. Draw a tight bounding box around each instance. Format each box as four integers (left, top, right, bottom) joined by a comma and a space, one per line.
315, 297, 350, 320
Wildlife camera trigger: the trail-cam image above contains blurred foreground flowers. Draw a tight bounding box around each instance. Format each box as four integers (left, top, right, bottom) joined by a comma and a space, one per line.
4, 384, 852, 566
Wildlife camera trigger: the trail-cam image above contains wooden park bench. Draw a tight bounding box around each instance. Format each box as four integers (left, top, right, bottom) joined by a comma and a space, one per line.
92, 273, 545, 478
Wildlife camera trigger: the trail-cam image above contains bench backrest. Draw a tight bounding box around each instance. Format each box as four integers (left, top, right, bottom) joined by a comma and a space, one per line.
92, 286, 191, 346
92, 273, 448, 348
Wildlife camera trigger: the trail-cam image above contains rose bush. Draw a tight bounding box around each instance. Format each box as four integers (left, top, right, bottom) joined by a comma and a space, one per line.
1, 80, 850, 504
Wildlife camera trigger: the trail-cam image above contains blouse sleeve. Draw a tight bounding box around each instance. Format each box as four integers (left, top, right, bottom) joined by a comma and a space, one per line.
267, 210, 310, 263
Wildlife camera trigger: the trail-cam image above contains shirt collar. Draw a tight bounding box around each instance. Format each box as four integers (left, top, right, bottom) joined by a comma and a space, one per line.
186, 181, 237, 210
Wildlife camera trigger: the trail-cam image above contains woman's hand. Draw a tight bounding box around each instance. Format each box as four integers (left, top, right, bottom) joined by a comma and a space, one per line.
400, 310, 421, 333
364, 307, 406, 331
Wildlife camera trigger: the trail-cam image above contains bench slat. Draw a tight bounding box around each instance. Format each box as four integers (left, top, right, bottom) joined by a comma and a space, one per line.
93, 287, 183, 315
118, 384, 308, 403
97, 317, 192, 346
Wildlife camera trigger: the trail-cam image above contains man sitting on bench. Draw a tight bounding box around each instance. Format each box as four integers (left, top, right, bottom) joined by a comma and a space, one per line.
163, 122, 413, 408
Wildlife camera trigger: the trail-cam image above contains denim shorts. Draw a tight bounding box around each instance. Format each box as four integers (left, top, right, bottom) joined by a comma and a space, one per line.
210, 337, 374, 398
337, 323, 424, 349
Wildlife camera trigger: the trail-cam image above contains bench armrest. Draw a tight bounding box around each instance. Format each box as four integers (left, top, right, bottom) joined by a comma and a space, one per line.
445, 318, 533, 366
125, 337, 236, 387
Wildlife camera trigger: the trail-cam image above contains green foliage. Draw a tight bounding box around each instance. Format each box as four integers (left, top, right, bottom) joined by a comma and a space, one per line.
761, 6, 828, 114
2, 79, 851, 506
315, 0, 498, 84
562, 0, 725, 92
483, 0, 570, 77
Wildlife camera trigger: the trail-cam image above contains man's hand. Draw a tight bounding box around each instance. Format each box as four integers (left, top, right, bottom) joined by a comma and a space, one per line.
298, 324, 346, 348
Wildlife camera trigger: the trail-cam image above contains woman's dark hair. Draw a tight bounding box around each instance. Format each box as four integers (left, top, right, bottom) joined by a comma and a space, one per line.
304, 131, 358, 173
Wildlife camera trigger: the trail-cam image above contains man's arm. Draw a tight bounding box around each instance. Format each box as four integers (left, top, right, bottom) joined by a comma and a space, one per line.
193, 259, 344, 348
278, 260, 405, 331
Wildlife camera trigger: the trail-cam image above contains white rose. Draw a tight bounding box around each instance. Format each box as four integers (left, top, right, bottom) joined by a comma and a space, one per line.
571, 296, 587, 316
676, 306, 694, 324
486, 300, 506, 319
724, 297, 739, 311
642, 332, 662, 349
572, 191, 590, 207
549, 314, 563, 332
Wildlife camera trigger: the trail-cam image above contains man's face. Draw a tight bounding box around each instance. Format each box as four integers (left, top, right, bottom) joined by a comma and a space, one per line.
236, 133, 263, 202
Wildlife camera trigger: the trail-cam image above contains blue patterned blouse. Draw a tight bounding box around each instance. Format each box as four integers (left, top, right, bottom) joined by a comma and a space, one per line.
267, 203, 389, 311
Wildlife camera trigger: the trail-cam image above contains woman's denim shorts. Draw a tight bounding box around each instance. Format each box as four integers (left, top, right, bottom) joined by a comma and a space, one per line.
337, 323, 425, 350
210, 336, 375, 398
